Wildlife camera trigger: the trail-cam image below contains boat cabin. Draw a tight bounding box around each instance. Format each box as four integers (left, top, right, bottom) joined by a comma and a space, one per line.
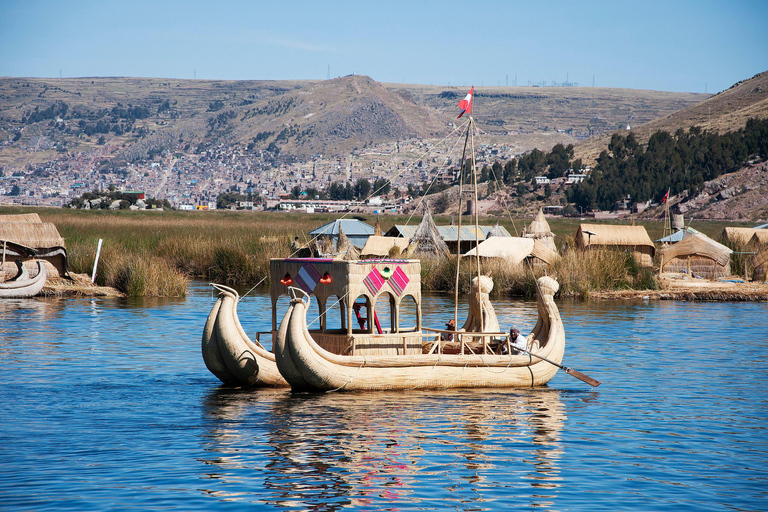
270, 258, 423, 356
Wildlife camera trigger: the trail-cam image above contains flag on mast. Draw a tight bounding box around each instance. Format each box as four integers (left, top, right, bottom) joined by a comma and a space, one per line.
662, 188, 670, 204
458, 86, 473, 118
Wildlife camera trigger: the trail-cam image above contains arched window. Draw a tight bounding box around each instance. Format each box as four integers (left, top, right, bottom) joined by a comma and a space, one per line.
399, 294, 419, 332
351, 295, 372, 334
373, 291, 396, 334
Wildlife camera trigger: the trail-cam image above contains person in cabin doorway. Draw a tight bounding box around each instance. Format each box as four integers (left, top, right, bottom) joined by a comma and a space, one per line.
441, 319, 456, 341
508, 325, 527, 354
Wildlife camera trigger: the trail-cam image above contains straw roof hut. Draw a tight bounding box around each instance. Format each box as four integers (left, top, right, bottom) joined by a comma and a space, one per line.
722, 227, 768, 246
523, 209, 557, 252
0, 216, 68, 277
659, 233, 732, 279
360, 236, 410, 259
0, 213, 42, 223
747, 230, 768, 249
405, 202, 450, 258
463, 237, 559, 268
752, 245, 768, 282
464, 237, 535, 265
574, 224, 655, 267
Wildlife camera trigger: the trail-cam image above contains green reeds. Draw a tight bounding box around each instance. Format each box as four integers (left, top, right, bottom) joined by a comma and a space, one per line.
424, 247, 658, 298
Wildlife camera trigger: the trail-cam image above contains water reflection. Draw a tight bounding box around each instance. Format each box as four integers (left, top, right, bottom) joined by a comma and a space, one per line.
200, 387, 566, 509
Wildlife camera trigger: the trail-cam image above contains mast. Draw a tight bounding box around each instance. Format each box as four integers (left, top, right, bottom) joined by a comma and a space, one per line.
469, 115, 483, 332
453, 120, 470, 328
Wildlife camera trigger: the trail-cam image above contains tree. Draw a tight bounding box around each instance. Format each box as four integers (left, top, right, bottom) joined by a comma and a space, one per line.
372, 178, 390, 196
291, 185, 301, 199
354, 178, 371, 199
9, 184, 21, 196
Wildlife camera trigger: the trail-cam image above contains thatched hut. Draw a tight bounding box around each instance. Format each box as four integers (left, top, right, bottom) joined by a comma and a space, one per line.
463, 237, 559, 269
0, 214, 68, 277
522, 208, 557, 252
752, 245, 768, 282
659, 233, 732, 279
722, 227, 768, 246
360, 236, 410, 259
574, 224, 655, 267
747, 231, 768, 249
404, 202, 450, 258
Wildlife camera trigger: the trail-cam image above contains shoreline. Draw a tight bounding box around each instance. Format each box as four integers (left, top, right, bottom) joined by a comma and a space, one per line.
590, 275, 768, 301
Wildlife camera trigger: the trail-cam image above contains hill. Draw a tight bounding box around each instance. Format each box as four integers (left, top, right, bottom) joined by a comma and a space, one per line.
575, 70, 768, 163
0, 75, 708, 169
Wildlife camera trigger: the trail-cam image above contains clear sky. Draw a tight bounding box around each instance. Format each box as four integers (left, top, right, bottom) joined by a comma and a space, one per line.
1, 0, 766, 93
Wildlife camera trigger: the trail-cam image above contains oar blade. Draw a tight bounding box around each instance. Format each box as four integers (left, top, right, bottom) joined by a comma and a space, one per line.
565, 368, 601, 387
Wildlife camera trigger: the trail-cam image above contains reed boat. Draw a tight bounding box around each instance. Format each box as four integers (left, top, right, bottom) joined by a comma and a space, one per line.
0, 260, 47, 298
201, 284, 288, 387
272, 257, 565, 391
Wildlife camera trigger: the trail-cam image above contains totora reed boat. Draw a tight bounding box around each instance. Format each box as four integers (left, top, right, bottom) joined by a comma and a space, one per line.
272, 258, 565, 391
0, 260, 47, 299
202, 86, 598, 390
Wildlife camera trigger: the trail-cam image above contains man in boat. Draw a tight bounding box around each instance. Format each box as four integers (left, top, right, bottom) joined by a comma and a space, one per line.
509, 325, 528, 354
441, 319, 456, 341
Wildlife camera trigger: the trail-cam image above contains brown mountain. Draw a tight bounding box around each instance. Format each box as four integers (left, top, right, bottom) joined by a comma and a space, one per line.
0, 75, 708, 168
575, 70, 768, 163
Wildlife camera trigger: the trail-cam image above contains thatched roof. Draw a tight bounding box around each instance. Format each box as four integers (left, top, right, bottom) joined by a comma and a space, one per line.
0, 213, 42, 223
406, 202, 450, 258
360, 235, 410, 258
463, 237, 534, 265
748, 231, 768, 247
0, 222, 65, 248
722, 227, 768, 245
575, 224, 654, 250
525, 209, 552, 237
530, 239, 560, 265
335, 226, 360, 260
463, 237, 560, 266
752, 245, 768, 270
659, 233, 732, 266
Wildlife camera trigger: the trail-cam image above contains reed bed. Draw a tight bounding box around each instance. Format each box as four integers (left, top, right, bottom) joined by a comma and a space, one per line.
421, 247, 658, 299
28, 209, 299, 297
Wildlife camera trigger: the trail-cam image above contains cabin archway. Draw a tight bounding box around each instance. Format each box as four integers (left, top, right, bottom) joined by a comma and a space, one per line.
372, 291, 396, 334
399, 294, 420, 332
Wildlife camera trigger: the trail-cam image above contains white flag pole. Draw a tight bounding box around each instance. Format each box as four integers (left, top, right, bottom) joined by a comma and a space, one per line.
92, 238, 103, 283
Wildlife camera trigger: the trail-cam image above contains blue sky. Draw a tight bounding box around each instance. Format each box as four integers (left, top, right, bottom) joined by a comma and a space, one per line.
1, 0, 766, 93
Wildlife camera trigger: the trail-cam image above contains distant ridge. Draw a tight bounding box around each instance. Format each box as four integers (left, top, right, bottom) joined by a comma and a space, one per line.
575, 70, 768, 163
0, 75, 708, 167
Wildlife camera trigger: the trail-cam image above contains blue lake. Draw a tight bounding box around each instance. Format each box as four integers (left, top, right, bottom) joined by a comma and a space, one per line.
1, 282, 767, 511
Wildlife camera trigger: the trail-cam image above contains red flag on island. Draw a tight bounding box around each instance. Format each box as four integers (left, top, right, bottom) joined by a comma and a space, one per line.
662, 188, 670, 204
457, 86, 473, 118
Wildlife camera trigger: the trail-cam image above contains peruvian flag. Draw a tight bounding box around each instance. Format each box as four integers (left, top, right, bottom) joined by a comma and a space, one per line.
458, 86, 473, 118
662, 188, 670, 204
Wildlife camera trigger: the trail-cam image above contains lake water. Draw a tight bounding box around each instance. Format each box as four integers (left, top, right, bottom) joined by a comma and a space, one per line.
1, 282, 767, 511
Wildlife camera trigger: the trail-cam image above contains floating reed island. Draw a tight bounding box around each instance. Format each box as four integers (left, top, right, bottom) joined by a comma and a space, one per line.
1, 207, 765, 299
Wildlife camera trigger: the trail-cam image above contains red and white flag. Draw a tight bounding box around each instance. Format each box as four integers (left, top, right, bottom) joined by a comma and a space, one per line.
458, 86, 473, 118
662, 188, 670, 204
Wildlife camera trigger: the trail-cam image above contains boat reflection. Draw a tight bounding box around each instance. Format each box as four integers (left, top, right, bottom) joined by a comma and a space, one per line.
200, 386, 566, 509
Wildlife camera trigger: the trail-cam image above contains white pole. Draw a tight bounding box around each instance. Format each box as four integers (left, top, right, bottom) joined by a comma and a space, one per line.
92, 238, 103, 283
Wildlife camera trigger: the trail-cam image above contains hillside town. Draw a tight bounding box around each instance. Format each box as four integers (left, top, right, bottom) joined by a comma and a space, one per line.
0, 135, 535, 212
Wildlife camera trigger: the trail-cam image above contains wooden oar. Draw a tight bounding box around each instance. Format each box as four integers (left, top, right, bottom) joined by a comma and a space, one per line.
518, 347, 601, 387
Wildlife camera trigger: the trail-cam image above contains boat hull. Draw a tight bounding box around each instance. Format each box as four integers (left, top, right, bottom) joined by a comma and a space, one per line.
0, 260, 47, 298
201, 285, 288, 387
275, 276, 565, 391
